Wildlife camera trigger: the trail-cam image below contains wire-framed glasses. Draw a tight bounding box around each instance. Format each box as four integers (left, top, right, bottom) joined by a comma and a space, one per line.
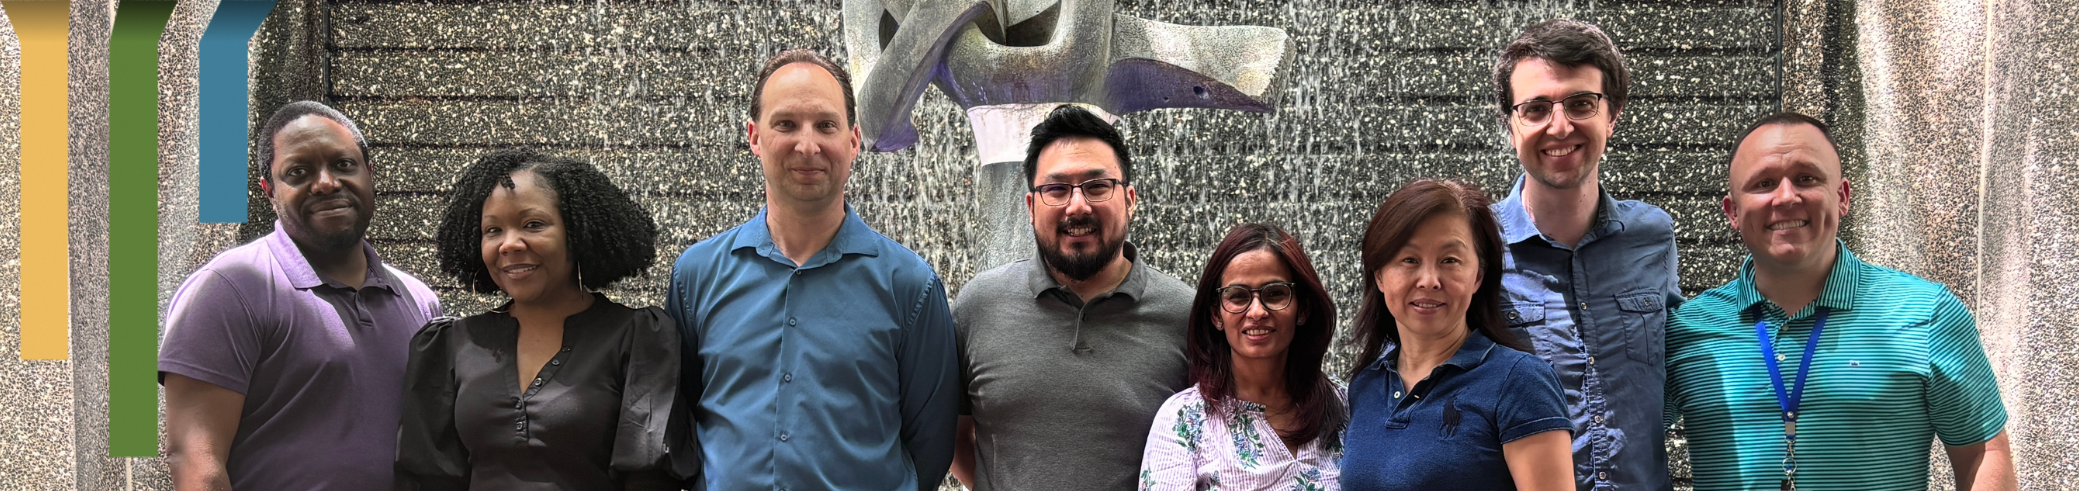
1030, 178, 1123, 206
1509, 92, 1606, 127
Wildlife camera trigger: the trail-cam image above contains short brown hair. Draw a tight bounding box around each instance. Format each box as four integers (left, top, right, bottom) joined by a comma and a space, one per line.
1493, 19, 1631, 130
748, 49, 856, 125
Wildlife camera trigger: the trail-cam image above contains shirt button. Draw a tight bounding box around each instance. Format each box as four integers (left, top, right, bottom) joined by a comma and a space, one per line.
1588, 356, 1597, 365
1777, 353, 1788, 362
778, 433, 790, 442
550, 360, 561, 366
1393, 391, 1403, 398
783, 373, 793, 383
788, 318, 798, 326
1593, 415, 1604, 424
1598, 472, 1608, 480
531, 379, 542, 387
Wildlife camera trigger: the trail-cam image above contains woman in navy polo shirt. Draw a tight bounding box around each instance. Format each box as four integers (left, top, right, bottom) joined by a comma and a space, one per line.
1341, 179, 1573, 491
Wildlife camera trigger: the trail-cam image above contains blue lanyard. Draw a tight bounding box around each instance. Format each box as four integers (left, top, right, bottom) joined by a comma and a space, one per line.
1754, 305, 1830, 490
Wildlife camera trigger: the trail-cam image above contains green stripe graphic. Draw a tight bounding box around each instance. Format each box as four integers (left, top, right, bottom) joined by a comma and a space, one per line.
110, 0, 176, 458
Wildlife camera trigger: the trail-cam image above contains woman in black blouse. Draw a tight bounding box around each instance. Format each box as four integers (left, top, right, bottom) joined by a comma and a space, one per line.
397, 149, 696, 489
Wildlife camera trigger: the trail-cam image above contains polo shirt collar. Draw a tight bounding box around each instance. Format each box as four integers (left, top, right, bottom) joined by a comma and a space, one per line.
1495, 174, 1622, 245
1732, 239, 1862, 317
1025, 242, 1149, 301
732, 203, 883, 268
1367, 329, 1500, 373
264, 220, 397, 293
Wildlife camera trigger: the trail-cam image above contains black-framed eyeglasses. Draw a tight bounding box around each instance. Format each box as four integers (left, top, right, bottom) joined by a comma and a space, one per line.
1030, 178, 1123, 207
1509, 92, 1606, 127
1217, 282, 1297, 314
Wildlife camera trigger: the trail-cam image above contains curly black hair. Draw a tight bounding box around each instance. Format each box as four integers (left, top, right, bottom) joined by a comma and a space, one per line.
436, 148, 658, 294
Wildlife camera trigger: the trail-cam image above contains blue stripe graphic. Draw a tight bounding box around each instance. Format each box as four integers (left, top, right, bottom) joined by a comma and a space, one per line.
198, 0, 280, 223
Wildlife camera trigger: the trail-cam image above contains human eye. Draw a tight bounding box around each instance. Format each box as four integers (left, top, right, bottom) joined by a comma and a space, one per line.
1520, 102, 1552, 117
481, 226, 500, 237
1261, 284, 1293, 302
525, 220, 547, 229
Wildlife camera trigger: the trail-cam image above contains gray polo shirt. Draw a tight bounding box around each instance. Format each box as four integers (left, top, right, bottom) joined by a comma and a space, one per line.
953, 244, 1193, 490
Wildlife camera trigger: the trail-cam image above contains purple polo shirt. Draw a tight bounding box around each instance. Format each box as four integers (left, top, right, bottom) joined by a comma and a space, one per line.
160, 222, 441, 491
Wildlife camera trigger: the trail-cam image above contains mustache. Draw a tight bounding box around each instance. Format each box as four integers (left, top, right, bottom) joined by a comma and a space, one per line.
1058, 215, 1100, 231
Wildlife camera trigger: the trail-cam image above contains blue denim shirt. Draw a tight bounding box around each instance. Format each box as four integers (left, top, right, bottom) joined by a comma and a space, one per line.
666, 206, 960, 491
1491, 176, 1682, 491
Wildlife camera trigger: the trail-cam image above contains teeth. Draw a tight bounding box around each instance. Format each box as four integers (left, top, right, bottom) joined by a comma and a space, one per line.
505, 265, 537, 274
1769, 220, 1809, 231
1543, 145, 1578, 157
1243, 329, 1272, 336
1064, 226, 1094, 236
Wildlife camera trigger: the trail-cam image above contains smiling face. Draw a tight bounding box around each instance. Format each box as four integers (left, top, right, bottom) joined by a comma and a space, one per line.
267, 115, 375, 255
749, 62, 860, 209
479, 170, 580, 306
1724, 122, 1850, 274
1213, 249, 1308, 365
1376, 213, 1483, 341
1506, 58, 1615, 192
1027, 136, 1137, 281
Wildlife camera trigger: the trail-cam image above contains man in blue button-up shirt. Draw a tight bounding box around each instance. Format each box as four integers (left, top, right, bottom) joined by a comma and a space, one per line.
666, 49, 960, 491
1488, 20, 1684, 491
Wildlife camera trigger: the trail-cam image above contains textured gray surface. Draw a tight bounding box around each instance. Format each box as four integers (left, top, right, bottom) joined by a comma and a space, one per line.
2, 0, 2074, 488
0, 1, 77, 489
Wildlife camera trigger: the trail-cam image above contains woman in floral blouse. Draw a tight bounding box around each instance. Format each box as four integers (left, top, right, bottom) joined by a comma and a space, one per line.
1139, 223, 1348, 491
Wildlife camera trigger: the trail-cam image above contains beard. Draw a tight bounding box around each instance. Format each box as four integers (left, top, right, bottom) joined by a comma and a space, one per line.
1035, 215, 1126, 282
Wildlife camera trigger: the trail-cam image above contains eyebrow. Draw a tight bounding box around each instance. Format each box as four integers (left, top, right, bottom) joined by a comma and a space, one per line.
1519, 91, 1599, 104
1044, 168, 1109, 182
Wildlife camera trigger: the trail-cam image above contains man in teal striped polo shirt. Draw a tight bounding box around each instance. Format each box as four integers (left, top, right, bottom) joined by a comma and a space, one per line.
1666, 113, 2015, 490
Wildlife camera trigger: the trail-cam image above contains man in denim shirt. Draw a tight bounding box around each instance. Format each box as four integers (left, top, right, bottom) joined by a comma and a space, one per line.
1488, 20, 1684, 490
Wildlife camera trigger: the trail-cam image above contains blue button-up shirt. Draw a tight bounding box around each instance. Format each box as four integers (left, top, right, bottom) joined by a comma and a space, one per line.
1491, 176, 1683, 491
667, 206, 959, 491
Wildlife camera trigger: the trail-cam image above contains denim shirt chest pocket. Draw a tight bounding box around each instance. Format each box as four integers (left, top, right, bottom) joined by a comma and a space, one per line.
1500, 303, 1547, 357
1614, 290, 1666, 365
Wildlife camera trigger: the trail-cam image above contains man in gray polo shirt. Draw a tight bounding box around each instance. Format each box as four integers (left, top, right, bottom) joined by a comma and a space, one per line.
949, 105, 1193, 490
160, 101, 440, 491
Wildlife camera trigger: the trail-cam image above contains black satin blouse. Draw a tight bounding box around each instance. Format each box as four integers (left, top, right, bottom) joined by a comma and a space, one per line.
396, 294, 697, 490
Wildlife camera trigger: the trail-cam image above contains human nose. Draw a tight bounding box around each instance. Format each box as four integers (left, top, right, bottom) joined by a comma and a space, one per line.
793, 136, 823, 156
1542, 110, 1575, 138
1415, 264, 1443, 290
1243, 294, 1272, 319
1063, 187, 1095, 214
309, 167, 340, 195
496, 232, 527, 256
1768, 178, 1804, 206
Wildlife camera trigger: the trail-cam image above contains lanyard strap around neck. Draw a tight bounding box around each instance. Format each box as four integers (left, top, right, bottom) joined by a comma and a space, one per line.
1755, 305, 1832, 421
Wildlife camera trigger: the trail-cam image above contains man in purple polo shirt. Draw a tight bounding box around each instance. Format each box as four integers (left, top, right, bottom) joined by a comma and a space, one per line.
160, 101, 440, 491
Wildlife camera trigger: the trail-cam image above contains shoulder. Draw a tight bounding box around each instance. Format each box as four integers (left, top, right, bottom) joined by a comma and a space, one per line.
1670, 283, 1745, 330
613, 303, 683, 345
953, 260, 1030, 313
409, 313, 468, 353
1156, 386, 1211, 421
672, 222, 750, 272
866, 233, 943, 289
184, 239, 279, 288
1608, 198, 1677, 236
1136, 262, 1197, 308
1856, 260, 1958, 305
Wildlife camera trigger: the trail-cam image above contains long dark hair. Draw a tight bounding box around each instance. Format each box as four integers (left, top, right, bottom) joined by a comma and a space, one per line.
1347, 179, 1527, 381
1187, 223, 1346, 449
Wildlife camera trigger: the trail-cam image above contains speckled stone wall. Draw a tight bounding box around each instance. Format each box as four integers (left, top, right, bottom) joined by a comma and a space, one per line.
3, 0, 2075, 488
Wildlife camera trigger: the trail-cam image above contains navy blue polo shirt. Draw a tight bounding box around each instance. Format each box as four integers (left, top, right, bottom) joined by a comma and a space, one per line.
1343, 330, 1571, 490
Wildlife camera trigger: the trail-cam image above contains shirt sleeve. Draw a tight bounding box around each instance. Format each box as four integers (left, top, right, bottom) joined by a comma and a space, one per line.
1661, 231, 1685, 310
1923, 293, 2008, 446
1496, 355, 1573, 444
1138, 392, 1201, 491
159, 269, 263, 393
899, 275, 960, 490
394, 317, 469, 491
610, 308, 701, 489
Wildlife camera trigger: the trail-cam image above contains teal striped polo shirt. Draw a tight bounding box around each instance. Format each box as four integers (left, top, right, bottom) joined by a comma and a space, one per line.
1665, 241, 2006, 490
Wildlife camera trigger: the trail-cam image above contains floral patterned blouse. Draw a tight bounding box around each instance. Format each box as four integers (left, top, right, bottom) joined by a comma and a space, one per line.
1139, 385, 1346, 491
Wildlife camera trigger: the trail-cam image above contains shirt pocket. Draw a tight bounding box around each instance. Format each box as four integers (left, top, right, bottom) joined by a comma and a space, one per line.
1614, 290, 1666, 365
1500, 302, 1546, 356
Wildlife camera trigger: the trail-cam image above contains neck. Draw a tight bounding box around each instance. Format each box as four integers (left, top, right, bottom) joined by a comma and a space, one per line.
509, 288, 595, 326
1228, 352, 1291, 409
765, 194, 847, 266
1753, 246, 1839, 315
299, 240, 369, 290
1051, 252, 1133, 302
1520, 177, 1600, 247
1396, 322, 1470, 385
